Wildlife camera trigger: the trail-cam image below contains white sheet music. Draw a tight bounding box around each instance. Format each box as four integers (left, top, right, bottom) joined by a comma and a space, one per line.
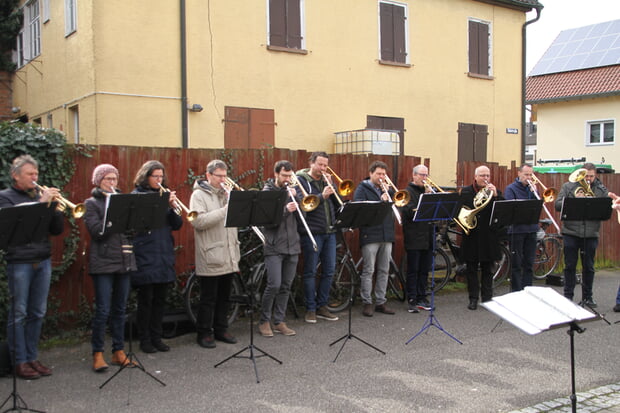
482, 286, 596, 335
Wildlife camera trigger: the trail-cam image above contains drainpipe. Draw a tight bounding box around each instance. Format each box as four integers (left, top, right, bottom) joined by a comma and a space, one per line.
521, 4, 543, 165
180, 0, 189, 148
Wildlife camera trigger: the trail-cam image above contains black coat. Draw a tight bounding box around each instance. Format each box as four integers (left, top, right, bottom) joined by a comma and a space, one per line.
84, 188, 137, 275
353, 179, 395, 246
130, 186, 183, 286
0, 186, 64, 263
400, 182, 433, 250
295, 169, 338, 235
261, 179, 300, 256
459, 185, 504, 262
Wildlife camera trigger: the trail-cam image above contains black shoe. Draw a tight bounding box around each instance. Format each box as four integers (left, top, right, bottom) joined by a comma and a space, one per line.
152, 340, 170, 352
214, 332, 237, 344
467, 299, 478, 310
140, 341, 157, 354
580, 298, 597, 309
407, 301, 419, 313
416, 298, 433, 311
613, 304, 620, 313
197, 335, 216, 349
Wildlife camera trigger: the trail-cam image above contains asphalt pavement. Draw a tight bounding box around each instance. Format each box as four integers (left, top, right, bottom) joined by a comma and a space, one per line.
1, 270, 619, 413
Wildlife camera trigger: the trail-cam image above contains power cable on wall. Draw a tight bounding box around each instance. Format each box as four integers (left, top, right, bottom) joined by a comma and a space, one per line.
207, 0, 222, 121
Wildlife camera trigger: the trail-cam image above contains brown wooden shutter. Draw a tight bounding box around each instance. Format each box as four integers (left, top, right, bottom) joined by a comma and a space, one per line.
469, 21, 489, 75
380, 3, 394, 61
286, 0, 302, 49
473, 124, 488, 162
393, 5, 406, 63
269, 0, 286, 47
224, 107, 275, 149
224, 107, 250, 149
458, 122, 487, 162
249, 109, 275, 149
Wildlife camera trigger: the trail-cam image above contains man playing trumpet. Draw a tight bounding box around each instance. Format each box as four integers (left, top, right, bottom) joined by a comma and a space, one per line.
0, 155, 64, 379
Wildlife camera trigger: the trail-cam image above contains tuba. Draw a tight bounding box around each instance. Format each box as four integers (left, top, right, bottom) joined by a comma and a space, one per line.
568, 168, 595, 197
455, 182, 494, 235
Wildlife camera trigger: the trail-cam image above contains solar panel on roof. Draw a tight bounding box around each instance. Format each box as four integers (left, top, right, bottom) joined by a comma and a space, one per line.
529, 19, 620, 76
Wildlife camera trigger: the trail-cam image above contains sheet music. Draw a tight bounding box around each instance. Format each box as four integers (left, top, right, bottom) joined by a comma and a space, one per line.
482, 287, 596, 335
101, 193, 111, 234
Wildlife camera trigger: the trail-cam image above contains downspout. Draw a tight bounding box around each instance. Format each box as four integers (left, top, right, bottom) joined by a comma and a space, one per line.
521, 4, 543, 165
180, 0, 189, 148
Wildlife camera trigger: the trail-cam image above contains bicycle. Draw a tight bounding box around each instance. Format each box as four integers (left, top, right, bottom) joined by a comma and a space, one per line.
323, 231, 407, 313
533, 218, 563, 280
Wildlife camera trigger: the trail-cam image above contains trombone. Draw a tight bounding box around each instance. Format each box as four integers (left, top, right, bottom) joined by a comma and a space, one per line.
325, 166, 355, 197
33, 181, 86, 219
321, 172, 344, 207
568, 168, 595, 197
285, 183, 318, 251
529, 173, 557, 203
289, 175, 320, 212
158, 183, 197, 221
383, 175, 410, 207
220, 178, 267, 245
379, 178, 403, 225
423, 177, 472, 234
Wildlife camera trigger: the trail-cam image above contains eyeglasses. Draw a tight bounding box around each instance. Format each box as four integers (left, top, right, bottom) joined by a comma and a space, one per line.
102, 177, 118, 181
150, 175, 164, 179
211, 173, 227, 179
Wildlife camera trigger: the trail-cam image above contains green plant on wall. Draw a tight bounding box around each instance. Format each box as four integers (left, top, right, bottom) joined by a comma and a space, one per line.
0, 0, 22, 72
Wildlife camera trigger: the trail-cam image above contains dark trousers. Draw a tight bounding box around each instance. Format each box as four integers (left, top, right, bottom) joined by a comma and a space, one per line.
406, 249, 431, 302
563, 235, 598, 300
135, 283, 169, 344
465, 261, 493, 302
509, 232, 537, 292
197, 273, 233, 337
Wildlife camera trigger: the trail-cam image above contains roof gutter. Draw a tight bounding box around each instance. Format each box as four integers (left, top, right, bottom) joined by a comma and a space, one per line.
521, 4, 543, 165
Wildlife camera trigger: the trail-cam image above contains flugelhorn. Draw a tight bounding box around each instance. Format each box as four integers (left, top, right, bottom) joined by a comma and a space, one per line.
325, 166, 355, 197
289, 175, 320, 212
220, 179, 266, 245
568, 168, 595, 197
33, 181, 86, 219
529, 173, 557, 203
383, 175, 410, 207
158, 183, 197, 221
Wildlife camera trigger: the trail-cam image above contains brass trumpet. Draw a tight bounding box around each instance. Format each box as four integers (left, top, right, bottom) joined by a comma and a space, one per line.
568, 168, 595, 197
383, 175, 410, 207
529, 173, 557, 203
289, 175, 320, 212
33, 182, 86, 219
325, 166, 355, 197
158, 183, 197, 221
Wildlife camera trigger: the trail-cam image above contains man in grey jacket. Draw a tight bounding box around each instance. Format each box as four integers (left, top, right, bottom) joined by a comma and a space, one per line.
554, 163, 608, 307
258, 160, 300, 337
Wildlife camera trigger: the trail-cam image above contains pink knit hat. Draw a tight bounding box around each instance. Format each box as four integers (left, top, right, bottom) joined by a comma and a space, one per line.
92, 164, 119, 186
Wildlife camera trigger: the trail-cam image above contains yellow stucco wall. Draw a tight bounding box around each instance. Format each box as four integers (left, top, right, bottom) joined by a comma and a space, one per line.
12, 0, 527, 183
535, 96, 620, 169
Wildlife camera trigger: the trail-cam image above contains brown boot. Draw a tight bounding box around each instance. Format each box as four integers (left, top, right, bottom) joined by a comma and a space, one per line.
92, 352, 109, 372
111, 350, 136, 367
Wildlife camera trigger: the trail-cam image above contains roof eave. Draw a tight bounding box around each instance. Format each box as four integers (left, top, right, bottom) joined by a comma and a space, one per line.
472, 0, 543, 12
526, 90, 620, 105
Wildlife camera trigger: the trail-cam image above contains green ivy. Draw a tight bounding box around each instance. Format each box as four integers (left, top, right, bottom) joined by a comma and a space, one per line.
0, 0, 21, 72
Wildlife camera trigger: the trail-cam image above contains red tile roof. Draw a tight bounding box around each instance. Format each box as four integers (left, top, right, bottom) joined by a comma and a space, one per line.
526, 65, 620, 103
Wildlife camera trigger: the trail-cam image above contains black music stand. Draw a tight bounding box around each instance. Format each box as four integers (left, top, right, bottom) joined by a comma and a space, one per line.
482, 286, 600, 413
560, 197, 612, 222
406, 192, 463, 345
214, 190, 286, 383
99, 192, 169, 389
329, 201, 391, 362
0, 202, 57, 413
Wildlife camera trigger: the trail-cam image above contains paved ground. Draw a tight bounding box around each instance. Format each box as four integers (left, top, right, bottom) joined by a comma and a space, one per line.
1, 270, 619, 413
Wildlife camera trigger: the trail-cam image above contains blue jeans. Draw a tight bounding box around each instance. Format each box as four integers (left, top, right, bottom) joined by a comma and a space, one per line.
360, 242, 392, 305
301, 233, 336, 312
616, 284, 620, 305
562, 235, 598, 300
91, 273, 131, 353
6, 259, 52, 364
509, 232, 537, 292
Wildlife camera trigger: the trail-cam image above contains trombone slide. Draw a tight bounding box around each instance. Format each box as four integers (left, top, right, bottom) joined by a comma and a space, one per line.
286, 184, 318, 252
219, 182, 267, 245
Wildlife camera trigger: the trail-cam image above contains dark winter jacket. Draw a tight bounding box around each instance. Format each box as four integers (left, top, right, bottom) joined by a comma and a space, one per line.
130, 186, 183, 286
504, 178, 539, 234
353, 179, 395, 246
554, 178, 608, 239
459, 184, 504, 262
261, 179, 300, 256
400, 182, 433, 250
84, 187, 137, 275
0, 186, 64, 263
295, 169, 338, 235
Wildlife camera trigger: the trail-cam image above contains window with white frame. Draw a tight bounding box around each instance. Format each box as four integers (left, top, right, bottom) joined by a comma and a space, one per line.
65, 0, 77, 36
468, 18, 492, 77
587, 120, 614, 145
379, 0, 408, 64
15, 0, 40, 68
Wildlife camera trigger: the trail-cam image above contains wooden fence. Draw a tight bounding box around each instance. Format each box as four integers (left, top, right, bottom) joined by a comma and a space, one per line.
50, 146, 620, 315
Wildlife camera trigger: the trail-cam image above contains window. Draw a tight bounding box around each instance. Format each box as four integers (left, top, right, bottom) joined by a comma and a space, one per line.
587, 120, 614, 145
379, 1, 407, 64
458, 122, 488, 162
65, 0, 77, 36
223, 107, 275, 149
468, 19, 491, 77
268, 0, 304, 51
69, 105, 79, 144
46, 113, 53, 128
15, 0, 41, 67
42, 0, 50, 23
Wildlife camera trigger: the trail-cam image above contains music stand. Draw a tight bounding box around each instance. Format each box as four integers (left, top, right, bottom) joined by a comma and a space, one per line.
99, 192, 169, 389
0, 202, 57, 413
329, 201, 391, 362
214, 190, 286, 383
560, 197, 612, 222
482, 286, 600, 413
406, 192, 463, 345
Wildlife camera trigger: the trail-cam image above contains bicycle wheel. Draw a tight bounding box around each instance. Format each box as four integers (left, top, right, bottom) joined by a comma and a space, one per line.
533, 237, 562, 279
427, 248, 451, 293
387, 256, 407, 301
492, 244, 511, 288
326, 255, 357, 313
184, 271, 243, 327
